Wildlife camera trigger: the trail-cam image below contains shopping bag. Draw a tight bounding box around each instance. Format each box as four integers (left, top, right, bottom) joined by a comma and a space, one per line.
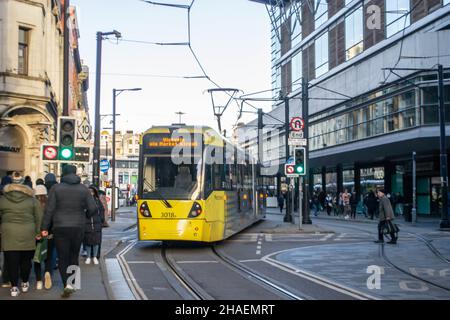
382, 220, 399, 235
33, 238, 48, 264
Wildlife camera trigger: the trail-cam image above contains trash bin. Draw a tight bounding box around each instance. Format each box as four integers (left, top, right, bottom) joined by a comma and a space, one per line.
403, 203, 412, 222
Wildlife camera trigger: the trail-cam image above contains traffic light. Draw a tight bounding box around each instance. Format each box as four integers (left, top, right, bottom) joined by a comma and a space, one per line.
294, 147, 306, 175
58, 117, 76, 161
42, 145, 59, 161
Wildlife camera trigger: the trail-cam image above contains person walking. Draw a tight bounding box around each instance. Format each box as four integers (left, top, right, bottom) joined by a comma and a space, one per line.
44, 173, 58, 192
325, 193, 333, 216
342, 189, 351, 219
374, 189, 397, 244
83, 186, 105, 265
366, 191, 378, 220
277, 193, 285, 214
98, 189, 109, 228
23, 176, 33, 189
41, 165, 97, 298
350, 192, 358, 219
0, 172, 42, 297
33, 183, 54, 290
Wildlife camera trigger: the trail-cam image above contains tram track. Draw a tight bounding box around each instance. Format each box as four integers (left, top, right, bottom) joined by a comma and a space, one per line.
317, 220, 450, 293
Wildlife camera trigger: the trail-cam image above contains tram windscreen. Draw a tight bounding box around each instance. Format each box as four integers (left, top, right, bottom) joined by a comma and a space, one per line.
142, 157, 201, 200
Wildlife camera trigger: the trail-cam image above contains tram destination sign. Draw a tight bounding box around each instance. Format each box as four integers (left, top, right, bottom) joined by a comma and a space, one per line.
143, 133, 202, 155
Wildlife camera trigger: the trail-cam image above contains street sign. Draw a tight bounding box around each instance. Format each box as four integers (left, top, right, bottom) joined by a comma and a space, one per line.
285, 164, 299, 177
100, 159, 110, 172
78, 118, 92, 142
288, 138, 307, 146
287, 156, 295, 165
42, 145, 58, 161
289, 117, 305, 132
290, 131, 303, 139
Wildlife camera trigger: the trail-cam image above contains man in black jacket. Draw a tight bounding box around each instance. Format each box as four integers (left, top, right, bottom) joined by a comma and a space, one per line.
41, 165, 97, 297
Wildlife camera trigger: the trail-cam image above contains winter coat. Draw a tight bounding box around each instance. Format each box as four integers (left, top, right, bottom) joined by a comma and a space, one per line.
83, 198, 105, 246
378, 196, 395, 222
0, 184, 43, 251
366, 195, 378, 211
41, 174, 97, 231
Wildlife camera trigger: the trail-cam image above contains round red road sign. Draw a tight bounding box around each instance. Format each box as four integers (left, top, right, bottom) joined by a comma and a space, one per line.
43, 146, 58, 160
286, 165, 295, 174
290, 117, 305, 132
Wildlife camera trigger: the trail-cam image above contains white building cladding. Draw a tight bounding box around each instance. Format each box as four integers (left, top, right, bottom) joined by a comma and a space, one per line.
242, 0, 450, 216
0, 0, 64, 181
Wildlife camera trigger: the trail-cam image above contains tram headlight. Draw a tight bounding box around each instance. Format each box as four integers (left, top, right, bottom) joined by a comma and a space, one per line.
139, 201, 152, 218
188, 202, 202, 218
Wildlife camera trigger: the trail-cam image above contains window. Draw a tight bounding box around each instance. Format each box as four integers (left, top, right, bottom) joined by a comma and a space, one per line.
291, 11, 302, 48
128, 149, 132, 154
386, 0, 410, 38
135, 149, 139, 154
345, 6, 363, 60
315, 32, 329, 78
128, 140, 132, 145
18, 27, 29, 75
445, 0, 450, 6
291, 51, 302, 92
315, 0, 328, 30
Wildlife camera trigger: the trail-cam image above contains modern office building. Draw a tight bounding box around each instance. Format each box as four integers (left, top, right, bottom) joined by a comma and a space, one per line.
242, 0, 450, 216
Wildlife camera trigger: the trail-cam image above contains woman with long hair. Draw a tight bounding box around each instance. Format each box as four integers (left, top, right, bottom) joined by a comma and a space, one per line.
83, 186, 105, 265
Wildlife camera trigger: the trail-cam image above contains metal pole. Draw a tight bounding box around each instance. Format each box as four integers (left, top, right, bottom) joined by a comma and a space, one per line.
63, 0, 70, 116
299, 176, 303, 229
412, 151, 417, 224
284, 97, 292, 222
438, 65, 450, 229
302, 78, 312, 224
111, 89, 116, 222
93, 32, 103, 187
291, 178, 295, 224
258, 108, 263, 177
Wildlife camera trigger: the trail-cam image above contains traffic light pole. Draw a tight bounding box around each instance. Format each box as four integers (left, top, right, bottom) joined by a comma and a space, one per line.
284, 97, 293, 223
92, 32, 103, 188
111, 89, 117, 222
302, 78, 312, 224
438, 65, 450, 229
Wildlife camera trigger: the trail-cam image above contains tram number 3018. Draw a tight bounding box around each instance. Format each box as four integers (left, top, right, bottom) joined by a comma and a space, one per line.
161, 212, 176, 218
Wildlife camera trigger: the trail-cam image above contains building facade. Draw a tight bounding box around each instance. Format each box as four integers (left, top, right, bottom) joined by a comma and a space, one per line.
243, 0, 450, 216
100, 130, 141, 198
0, 0, 90, 183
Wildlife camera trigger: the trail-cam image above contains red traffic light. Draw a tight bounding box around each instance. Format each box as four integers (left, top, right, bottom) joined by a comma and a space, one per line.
42, 145, 58, 161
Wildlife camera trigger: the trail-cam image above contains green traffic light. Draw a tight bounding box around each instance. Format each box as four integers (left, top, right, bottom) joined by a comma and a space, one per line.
60, 147, 73, 160
296, 166, 304, 174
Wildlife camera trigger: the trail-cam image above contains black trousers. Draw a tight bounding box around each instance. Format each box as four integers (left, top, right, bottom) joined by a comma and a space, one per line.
3, 251, 34, 287
53, 227, 84, 287
368, 208, 375, 220
34, 238, 55, 281
378, 221, 398, 242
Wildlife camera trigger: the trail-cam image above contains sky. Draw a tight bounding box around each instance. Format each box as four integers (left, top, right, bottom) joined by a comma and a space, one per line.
70, 0, 272, 135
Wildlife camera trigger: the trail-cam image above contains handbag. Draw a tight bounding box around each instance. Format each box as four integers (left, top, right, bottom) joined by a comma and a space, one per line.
382, 220, 400, 235
33, 238, 48, 264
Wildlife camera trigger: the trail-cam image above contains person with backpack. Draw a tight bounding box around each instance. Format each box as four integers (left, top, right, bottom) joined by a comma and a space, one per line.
40, 165, 97, 298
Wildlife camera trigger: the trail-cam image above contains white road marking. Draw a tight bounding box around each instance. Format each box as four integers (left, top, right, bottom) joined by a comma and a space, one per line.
176, 261, 219, 264
265, 234, 273, 242
239, 259, 262, 263
260, 246, 381, 300
320, 234, 334, 241
126, 261, 156, 264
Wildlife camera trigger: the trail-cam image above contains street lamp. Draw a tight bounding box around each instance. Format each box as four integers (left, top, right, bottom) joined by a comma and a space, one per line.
92, 30, 122, 188
111, 88, 142, 222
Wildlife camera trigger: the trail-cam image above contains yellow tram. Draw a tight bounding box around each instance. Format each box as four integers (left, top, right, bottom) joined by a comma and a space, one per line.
136, 125, 266, 242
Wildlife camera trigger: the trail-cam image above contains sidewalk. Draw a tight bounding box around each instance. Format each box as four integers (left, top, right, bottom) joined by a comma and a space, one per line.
0, 206, 137, 300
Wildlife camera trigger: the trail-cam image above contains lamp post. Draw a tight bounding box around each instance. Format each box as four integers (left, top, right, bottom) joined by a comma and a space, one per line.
93, 30, 121, 188
111, 88, 142, 222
